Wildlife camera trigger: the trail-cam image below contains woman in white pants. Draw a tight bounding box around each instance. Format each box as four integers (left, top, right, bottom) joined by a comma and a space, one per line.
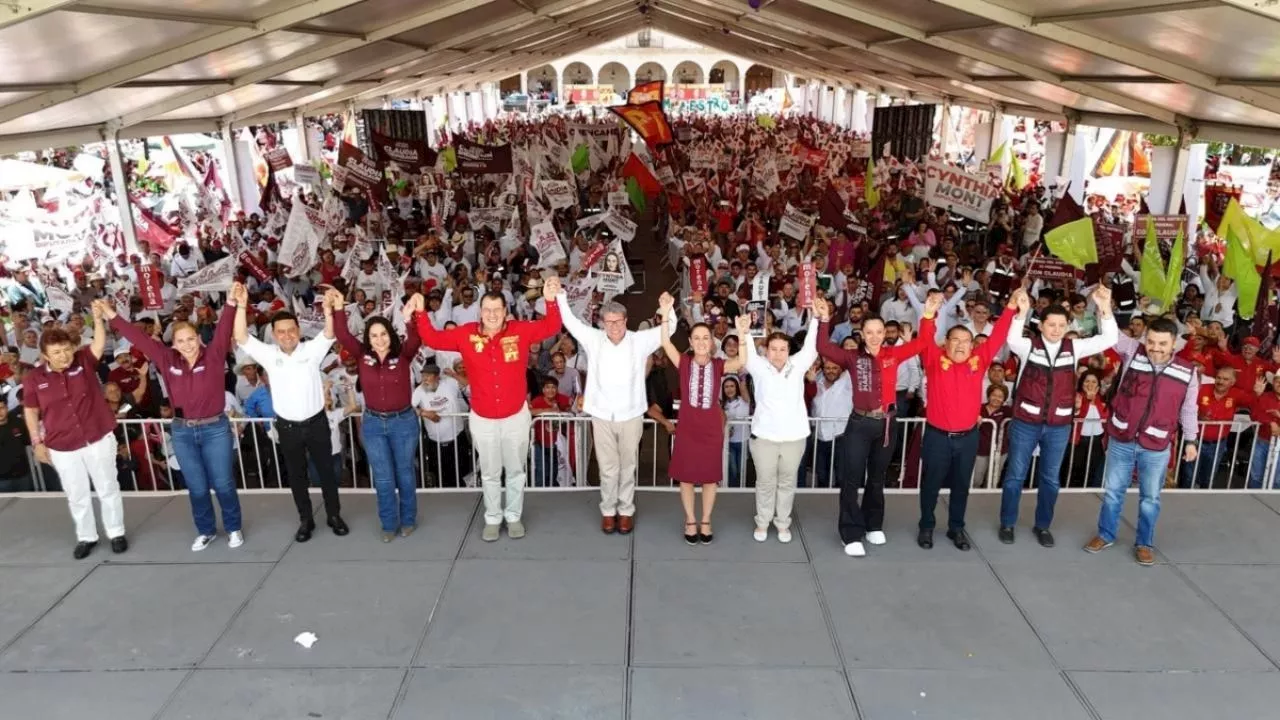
742, 319, 819, 543
22, 310, 127, 560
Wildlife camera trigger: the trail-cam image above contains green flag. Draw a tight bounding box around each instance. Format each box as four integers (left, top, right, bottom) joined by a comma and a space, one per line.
864, 159, 879, 209
1159, 226, 1185, 311
1224, 220, 1263, 318
625, 176, 646, 214
440, 146, 457, 173
571, 143, 590, 174
1044, 217, 1097, 270
1138, 216, 1166, 302
756, 114, 776, 130
1008, 151, 1027, 192
987, 141, 1007, 166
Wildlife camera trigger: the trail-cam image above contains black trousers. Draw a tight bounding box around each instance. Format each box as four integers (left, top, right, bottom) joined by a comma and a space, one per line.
424, 434, 473, 488
838, 414, 898, 543
277, 411, 341, 520
919, 424, 979, 532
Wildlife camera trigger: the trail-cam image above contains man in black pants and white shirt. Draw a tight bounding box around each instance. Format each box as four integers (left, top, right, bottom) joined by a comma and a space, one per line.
231, 283, 348, 542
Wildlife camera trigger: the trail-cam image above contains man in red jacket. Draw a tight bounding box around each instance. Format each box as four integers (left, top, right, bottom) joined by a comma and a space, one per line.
408, 276, 563, 542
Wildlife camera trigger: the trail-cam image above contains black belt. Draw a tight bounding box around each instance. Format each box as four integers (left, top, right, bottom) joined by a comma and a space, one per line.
927, 423, 977, 438
853, 408, 886, 419
173, 414, 226, 427
365, 406, 413, 419
276, 411, 325, 428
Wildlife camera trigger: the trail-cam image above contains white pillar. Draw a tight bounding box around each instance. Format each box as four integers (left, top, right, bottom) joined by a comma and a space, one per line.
104, 126, 139, 257
520, 71, 527, 94
1043, 120, 1077, 186
1183, 142, 1208, 232
938, 100, 952, 158
1149, 129, 1192, 215
987, 107, 1005, 158
852, 90, 868, 133
421, 94, 436, 146
217, 123, 243, 211
292, 110, 309, 162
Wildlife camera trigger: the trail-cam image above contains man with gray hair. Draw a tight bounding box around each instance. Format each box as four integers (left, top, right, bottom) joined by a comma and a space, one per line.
556, 290, 677, 534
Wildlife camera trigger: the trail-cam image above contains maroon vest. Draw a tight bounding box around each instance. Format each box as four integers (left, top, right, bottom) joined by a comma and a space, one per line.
1106, 348, 1194, 451
851, 353, 883, 413
1012, 336, 1077, 426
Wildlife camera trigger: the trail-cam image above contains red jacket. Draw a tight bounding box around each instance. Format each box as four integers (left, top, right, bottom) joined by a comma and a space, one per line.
1071, 393, 1110, 444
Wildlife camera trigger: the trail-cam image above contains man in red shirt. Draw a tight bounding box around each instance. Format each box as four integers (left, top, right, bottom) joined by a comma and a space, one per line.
1181, 366, 1247, 489
1213, 336, 1271, 391
409, 276, 563, 542
22, 314, 128, 560
914, 287, 1023, 551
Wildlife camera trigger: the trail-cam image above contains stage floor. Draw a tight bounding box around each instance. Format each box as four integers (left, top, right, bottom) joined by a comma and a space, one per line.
3, 490, 1280, 719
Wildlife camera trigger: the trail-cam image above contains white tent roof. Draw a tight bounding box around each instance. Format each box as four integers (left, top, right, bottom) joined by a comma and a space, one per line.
3, 0, 1280, 153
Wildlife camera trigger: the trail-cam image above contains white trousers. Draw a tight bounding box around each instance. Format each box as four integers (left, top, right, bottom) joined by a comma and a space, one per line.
750, 437, 805, 531
48, 432, 124, 543
469, 405, 531, 525
592, 416, 644, 517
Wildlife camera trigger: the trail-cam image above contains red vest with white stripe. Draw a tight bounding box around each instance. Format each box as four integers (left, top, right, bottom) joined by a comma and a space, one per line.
1012, 337, 1077, 426
1106, 347, 1194, 451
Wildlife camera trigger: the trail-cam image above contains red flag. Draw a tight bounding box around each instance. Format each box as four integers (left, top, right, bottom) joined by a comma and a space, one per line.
129, 195, 180, 256
620, 153, 661, 197
627, 80, 664, 104
609, 101, 674, 148
1254, 252, 1276, 349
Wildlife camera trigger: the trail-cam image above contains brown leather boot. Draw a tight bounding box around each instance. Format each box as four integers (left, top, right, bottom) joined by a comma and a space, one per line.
601, 515, 617, 534
618, 515, 634, 535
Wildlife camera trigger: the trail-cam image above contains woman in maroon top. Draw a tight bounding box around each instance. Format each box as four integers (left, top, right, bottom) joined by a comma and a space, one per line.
326, 288, 423, 541
658, 294, 747, 545
104, 292, 242, 552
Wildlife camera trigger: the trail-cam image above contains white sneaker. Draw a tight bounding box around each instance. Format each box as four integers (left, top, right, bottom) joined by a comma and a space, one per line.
866, 531, 887, 546
777, 528, 793, 543
844, 541, 867, 557
191, 534, 215, 552
753, 527, 768, 542
227, 531, 244, 549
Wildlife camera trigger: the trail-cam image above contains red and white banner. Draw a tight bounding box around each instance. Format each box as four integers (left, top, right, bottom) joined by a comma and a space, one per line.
238, 250, 271, 283
797, 261, 816, 308
689, 256, 708, 296
581, 242, 607, 271
138, 266, 166, 310
264, 147, 293, 172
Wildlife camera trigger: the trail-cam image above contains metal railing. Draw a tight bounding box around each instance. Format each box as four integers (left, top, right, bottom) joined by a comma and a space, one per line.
18, 414, 1280, 495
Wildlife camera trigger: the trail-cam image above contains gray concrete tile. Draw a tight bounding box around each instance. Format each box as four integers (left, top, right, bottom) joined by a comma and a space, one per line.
630, 668, 857, 720
0, 497, 13, 514
1122, 494, 1280, 563
159, 668, 403, 720
792, 493, 986, 563
0, 563, 270, 670
631, 560, 838, 667
993, 561, 1273, 671
0, 565, 93, 649
206, 560, 450, 668
816, 559, 1055, 670
632, 492, 808, 562
964, 493, 1136, 565
1252, 492, 1280, 514
850, 669, 1092, 720
281, 493, 477, 563
1071, 670, 1280, 719
396, 666, 624, 720
459, 493, 631, 561
419, 559, 628, 666
0, 495, 171, 565
126, 494, 300, 563
0, 669, 185, 720
1180, 564, 1280, 662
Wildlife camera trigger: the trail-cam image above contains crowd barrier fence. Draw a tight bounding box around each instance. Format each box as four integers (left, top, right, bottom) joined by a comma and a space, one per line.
20, 414, 1280, 495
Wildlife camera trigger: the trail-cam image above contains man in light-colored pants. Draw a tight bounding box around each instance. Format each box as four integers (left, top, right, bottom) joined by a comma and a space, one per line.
751, 437, 805, 535
49, 432, 124, 543
593, 416, 644, 519
470, 405, 531, 528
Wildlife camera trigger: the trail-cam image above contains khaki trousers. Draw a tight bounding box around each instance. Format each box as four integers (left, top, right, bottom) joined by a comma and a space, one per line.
592, 416, 644, 517
750, 437, 805, 530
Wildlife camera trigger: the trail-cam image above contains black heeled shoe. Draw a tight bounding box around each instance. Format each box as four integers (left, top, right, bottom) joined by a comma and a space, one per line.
684, 522, 698, 546
699, 522, 714, 545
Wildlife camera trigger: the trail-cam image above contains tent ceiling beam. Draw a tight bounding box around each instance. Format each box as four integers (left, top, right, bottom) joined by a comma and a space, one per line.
65, 3, 364, 39
0, 0, 76, 29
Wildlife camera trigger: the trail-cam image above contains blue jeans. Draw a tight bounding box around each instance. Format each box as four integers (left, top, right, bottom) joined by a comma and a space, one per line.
999, 420, 1070, 530
727, 441, 745, 487
362, 409, 420, 532
1248, 439, 1280, 489
533, 444, 557, 487
171, 416, 241, 536
1097, 440, 1169, 548
1180, 438, 1224, 489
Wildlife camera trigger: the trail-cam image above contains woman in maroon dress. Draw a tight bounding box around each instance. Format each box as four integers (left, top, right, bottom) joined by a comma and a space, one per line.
659, 294, 747, 545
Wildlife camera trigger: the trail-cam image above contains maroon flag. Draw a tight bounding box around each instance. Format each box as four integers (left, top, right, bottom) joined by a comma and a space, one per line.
138, 266, 165, 310
129, 195, 180, 256
797, 261, 816, 308
337, 142, 387, 201
238, 250, 271, 283
1254, 252, 1276, 351
369, 130, 437, 169
264, 147, 293, 172
258, 167, 282, 214
453, 139, 513, 174
689, 256, 708, 296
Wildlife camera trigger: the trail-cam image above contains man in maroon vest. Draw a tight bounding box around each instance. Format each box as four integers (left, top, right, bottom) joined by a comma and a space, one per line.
1085, 317, 1199, 566
999, 286, 1119, 546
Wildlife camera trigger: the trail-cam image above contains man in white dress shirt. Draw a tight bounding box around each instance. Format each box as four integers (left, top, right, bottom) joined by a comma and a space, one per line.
556, 291, 676, 534
231, 283, 347, 543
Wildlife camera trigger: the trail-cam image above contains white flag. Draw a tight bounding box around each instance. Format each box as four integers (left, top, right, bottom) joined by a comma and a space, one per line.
178, 255, 236, 294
